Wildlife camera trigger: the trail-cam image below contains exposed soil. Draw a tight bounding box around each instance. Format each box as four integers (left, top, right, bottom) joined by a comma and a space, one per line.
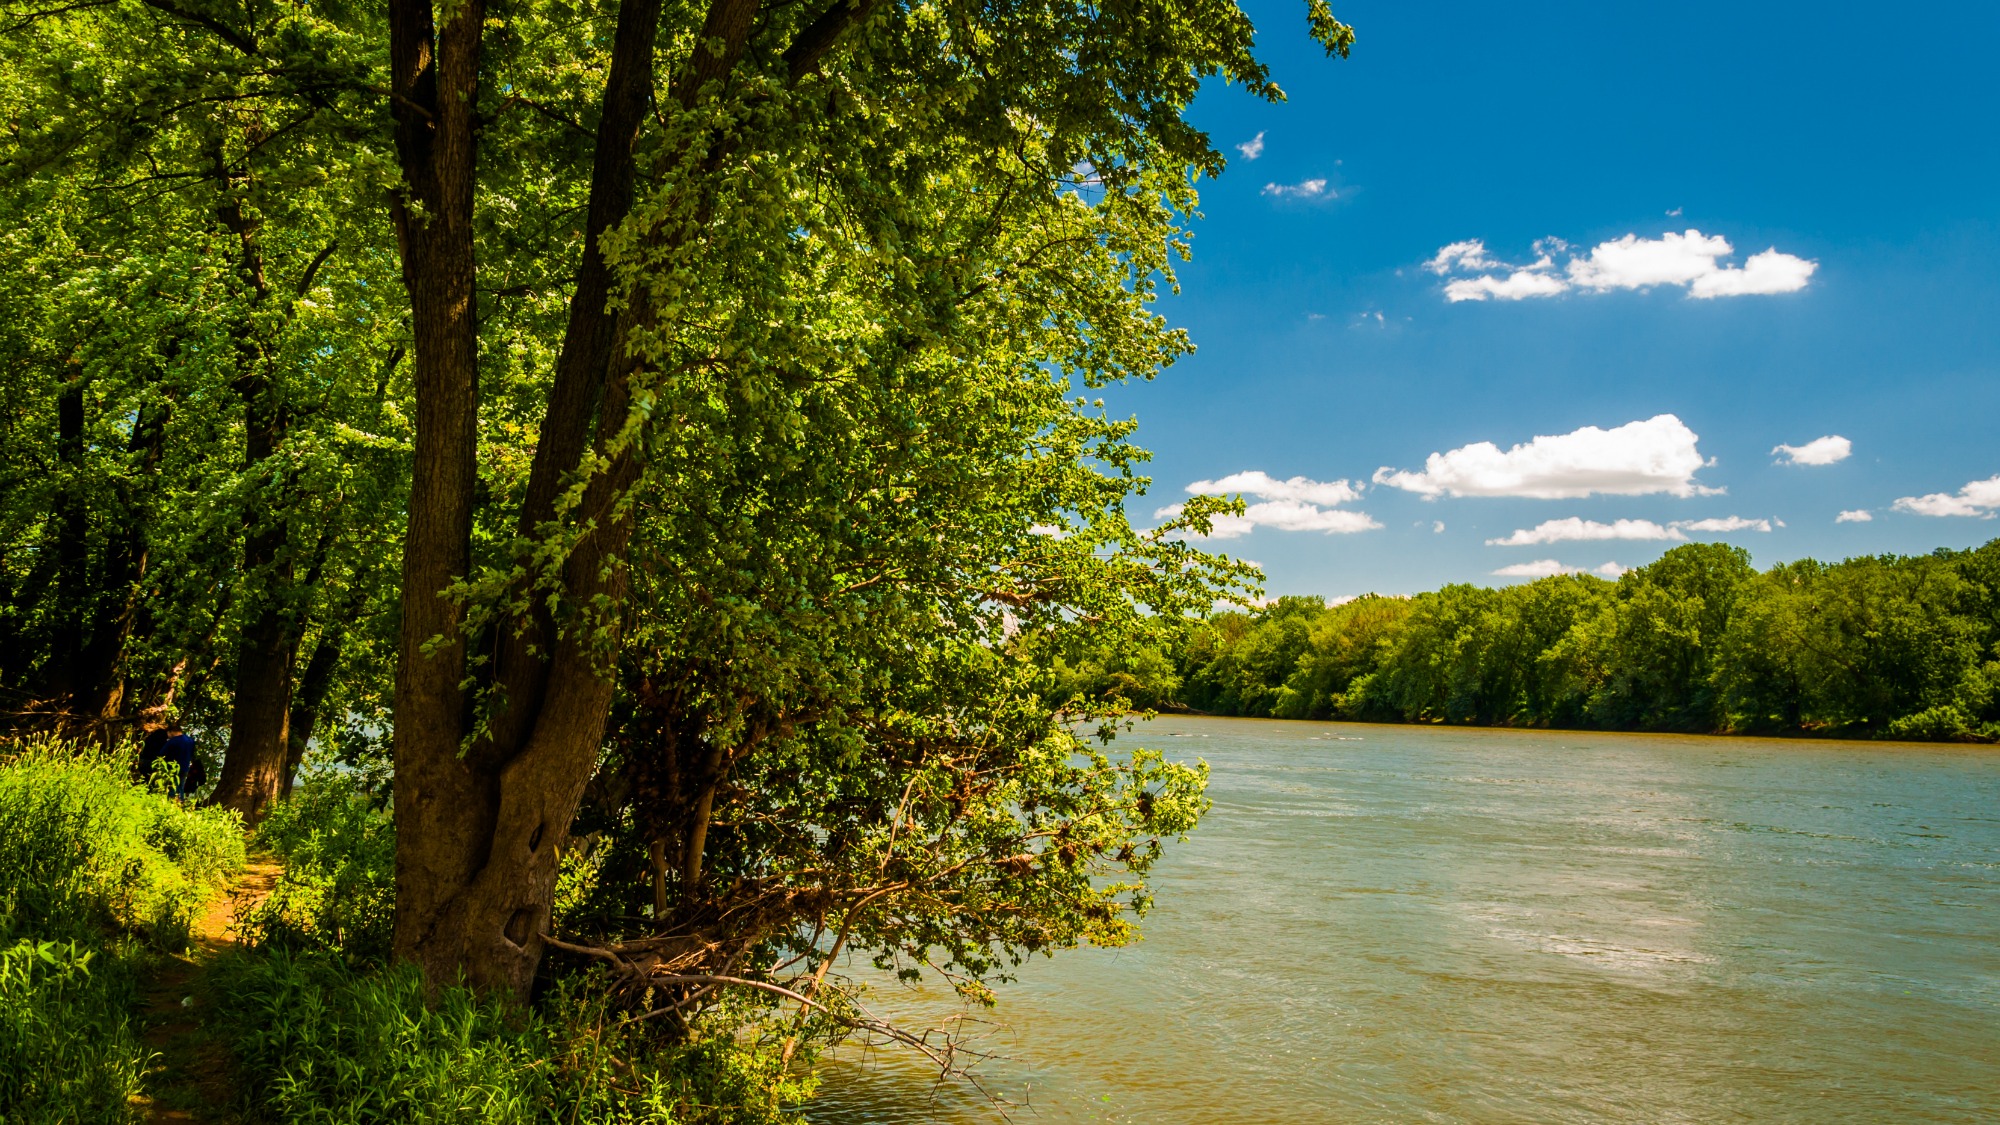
132, 859, 282, 1123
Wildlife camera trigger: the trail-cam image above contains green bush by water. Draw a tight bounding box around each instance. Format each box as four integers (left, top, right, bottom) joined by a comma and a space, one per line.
0, 739, 246, 1124
227, 779, 816, 1124
208, 949, 814, 1125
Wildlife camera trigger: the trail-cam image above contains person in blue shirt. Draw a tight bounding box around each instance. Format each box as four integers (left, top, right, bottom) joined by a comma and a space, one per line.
137, 722, 205, 800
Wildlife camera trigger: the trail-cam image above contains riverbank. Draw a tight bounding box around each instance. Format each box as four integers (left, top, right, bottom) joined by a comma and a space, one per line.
1054, 542, 2000, 745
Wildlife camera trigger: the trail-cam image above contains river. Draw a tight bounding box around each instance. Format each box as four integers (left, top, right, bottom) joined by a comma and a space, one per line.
804, 716, 2000, 1123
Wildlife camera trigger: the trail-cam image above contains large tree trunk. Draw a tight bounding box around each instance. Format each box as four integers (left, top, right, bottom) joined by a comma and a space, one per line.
386, 0, 866, 998
384, 0, 497, 987
209, 172, 299, 821
387, 0, 717, 998
281, 582, 362, 796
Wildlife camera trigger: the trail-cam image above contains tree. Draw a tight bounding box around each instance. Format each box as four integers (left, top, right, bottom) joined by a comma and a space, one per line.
373, 0, 1349, 997
0, 0, 409, 822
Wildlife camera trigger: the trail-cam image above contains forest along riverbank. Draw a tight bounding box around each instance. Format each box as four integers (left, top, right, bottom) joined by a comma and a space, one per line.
807, 716, 2000, 1125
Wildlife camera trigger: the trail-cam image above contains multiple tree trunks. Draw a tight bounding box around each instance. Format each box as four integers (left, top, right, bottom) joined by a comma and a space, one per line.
383, 0, 854, 997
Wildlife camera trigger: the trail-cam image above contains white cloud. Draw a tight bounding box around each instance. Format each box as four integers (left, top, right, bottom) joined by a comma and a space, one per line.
1263, 179, 1330, 200
1674, 515, 1773, 533
1425, 239, 1501, 275
1493, 559, 1580, 578
1690, 249, 1818, 298
1159, 469, 1380, 538
1429, 229, 1817, 302
1236, 132, 1265, 160
1185, 470, 1363, 507
1836, 509, 1872, 523
1241, 500, 1381, 534
1493, 559, 1627, 579
1153, 501, 1380, 539
1487, 518, 1683, 546
1444, 270, 1569, 302
1489, 514, 1774, 544
1772, 435, 1852, 466
1568, 230, 1734, 290
1374, 414, 1717, 500
1892, 475, 2000, 518
1433, 520, 1446, 534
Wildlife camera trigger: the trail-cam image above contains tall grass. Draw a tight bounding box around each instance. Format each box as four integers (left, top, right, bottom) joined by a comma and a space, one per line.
0, 738, 246, 1124
240, 769, 396, 962
208, 950, 815, 1124
230, 773, 815, 1124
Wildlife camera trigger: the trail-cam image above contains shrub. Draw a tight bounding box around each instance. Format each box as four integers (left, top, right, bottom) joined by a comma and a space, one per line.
0, 738, 246, 1125
0, 738, 243, 944
241, 770, 395, 962
1882, 705, 1980, 743
208, 949, 814, 1125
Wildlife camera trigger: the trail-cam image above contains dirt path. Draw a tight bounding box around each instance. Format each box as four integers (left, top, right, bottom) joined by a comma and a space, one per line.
133, 859, 283, 1123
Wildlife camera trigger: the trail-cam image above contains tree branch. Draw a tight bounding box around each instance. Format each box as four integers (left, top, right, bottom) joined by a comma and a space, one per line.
782, 0, 881, 82
138, 0, 257, 55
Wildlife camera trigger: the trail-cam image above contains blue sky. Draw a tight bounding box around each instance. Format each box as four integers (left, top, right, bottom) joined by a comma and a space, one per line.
1119, 0, 2000, 598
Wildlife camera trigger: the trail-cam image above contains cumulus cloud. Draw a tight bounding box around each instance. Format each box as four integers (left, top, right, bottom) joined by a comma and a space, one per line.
1674, 515, 1773, 533
1154, 501, 1380, 540
1489, 513, 1775, 544
1374, 414, 1717, 500
1156, 469, 1379, 537
1892, 475, 2000, 518
1236, 132, 1266, 160
1185, 470, 1363, 507
1443, 271, 1569, 302
1773, 435, 1852, 466
1263, 179, 1330, 200
1487, 518, 1683, 546
1494, 559, 1628, 579
1492, 559, 1578, 578
1836, 509, 1872, 523
1431, 229, 1816, 302
1425, 239, 1501, 275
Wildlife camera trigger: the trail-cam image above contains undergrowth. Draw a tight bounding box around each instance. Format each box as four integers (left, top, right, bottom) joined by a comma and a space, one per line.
207, 951, 813, 1124
241, 770, 396, 963
0, 738, 245, 1124
226, 772, 816, 1124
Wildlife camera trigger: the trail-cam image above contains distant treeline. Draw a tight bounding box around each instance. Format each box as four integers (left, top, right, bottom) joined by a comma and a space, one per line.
1049, 540, 2000, 742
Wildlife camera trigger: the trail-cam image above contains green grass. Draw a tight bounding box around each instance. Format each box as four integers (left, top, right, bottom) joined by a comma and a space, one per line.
240, 770, 396, 963
0, 738, 246, 1124
0, 751, 817, 1124
207, 950, 815, 1125
222, 773, 814, 1124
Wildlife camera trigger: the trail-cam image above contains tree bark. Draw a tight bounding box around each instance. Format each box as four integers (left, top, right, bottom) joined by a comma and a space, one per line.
384, 0, 497, 987
210, 174, 298, 822
282, 590, 358, 796
387, 0, 868, 998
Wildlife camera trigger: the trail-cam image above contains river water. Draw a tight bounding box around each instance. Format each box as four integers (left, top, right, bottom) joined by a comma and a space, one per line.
805, 717, 2000, 1123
